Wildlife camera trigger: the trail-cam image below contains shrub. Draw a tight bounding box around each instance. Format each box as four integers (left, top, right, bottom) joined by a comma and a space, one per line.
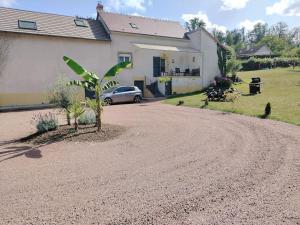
78, 110, 96, 125
48, 76, 80, 125
241, 57, 300, 71
69, 100, 85, 131
33, 112, 58, 133
265, 102, 271, 117
215, 76, 232, 90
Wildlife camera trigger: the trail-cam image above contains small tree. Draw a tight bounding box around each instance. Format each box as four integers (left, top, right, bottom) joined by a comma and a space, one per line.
48, 76, 79, 125
217, 44, 228, 77
69, 100, 85, 131
226, 59, 242, 81
63, 56, 131, 131
226, 46, 241, 80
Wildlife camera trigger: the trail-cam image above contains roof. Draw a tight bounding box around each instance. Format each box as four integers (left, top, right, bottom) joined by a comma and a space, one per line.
237, 45, 272, 57
133, 43, 200, 53
98, 11, 186, 39
0, 7, 110, 41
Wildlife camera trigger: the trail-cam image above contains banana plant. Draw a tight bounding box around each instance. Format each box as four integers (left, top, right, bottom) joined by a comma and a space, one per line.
63, 56, 131, 131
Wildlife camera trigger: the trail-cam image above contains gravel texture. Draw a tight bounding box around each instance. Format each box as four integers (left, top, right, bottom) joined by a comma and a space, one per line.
0, 102, 299, 225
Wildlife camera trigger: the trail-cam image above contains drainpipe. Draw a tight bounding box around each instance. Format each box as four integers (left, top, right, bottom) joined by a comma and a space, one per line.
200, 30, 205, 89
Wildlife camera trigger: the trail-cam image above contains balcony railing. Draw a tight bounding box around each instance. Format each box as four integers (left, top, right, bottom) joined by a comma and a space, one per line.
161, 68, 200, 77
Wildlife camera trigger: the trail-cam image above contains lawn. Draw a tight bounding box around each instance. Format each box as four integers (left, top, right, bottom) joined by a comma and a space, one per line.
164, 67, 300, 126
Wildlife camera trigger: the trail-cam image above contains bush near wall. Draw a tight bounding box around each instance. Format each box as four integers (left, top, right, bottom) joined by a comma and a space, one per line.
241, 57, 300, 71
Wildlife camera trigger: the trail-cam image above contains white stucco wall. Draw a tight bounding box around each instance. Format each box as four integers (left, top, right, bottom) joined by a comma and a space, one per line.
0, 32, 113, 106
172, 77, 202, 94
109, 32, 203, 96
108, 32, 194, 84
187, 29, 221, 87
1, 28, 219, 106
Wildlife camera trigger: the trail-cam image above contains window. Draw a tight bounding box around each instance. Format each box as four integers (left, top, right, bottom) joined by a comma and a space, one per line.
129, 23, 138, 29
18, 20, 37, 30
125, 87, 135, 92
114, 87, 127, 93
118, 53, 132, 64
74, 19, 88, 27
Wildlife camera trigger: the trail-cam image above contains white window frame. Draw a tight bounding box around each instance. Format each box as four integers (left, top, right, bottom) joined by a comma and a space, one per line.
118, 52, 133, 68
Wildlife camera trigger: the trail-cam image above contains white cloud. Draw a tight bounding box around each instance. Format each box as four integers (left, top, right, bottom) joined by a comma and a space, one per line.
221, 0, 250, 10
130, 12, 144, 16
238, 19, 265, 31
182, 11, 227, 33
107, 0, 152, 12
266, 0, 300, 16
0, 0, 16, 7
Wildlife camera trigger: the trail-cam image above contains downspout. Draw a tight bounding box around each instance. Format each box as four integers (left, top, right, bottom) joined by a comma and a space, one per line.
200, 29, 205, 89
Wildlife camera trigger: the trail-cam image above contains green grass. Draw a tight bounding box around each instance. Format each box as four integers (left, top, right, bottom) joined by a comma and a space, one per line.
164, 67, 300, 126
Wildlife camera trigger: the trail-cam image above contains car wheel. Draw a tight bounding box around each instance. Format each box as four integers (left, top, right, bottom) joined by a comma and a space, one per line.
104, 98, 112, 105
134, 96, 141, 103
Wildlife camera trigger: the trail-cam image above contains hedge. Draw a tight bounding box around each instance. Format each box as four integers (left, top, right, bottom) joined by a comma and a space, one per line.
241, 57, 300, 71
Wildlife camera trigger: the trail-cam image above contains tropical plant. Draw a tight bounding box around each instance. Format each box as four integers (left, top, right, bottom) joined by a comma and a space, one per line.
33, 112, 58, 133
69, 100, 85, 131
48, 76, 79, 125
63, 56, 131, 131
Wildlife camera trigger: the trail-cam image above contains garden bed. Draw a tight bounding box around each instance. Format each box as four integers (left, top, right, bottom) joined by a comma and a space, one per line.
20, 124, 126, 145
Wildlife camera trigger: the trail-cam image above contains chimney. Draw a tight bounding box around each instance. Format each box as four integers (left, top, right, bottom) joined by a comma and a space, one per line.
96, 1, 104, 12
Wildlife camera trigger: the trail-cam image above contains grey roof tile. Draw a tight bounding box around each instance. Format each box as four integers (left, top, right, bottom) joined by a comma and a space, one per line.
0, 7, 110, 41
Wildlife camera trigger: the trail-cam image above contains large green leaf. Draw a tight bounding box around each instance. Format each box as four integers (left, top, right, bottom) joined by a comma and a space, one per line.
63, 56, 99, 83
102, 80, 119, 91
67, 80, 95, 91
104, 61, 132, 78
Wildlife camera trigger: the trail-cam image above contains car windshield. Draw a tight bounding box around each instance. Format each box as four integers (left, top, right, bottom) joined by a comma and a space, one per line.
103, 87, 117, 94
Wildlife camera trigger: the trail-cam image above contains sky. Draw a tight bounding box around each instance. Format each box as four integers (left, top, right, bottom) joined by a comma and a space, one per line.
0, 0, 299, 32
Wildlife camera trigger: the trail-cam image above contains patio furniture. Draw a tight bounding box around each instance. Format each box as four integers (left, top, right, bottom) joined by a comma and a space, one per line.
191, 68, 200, 76
175, 68, 181, 76
184, 69, 190, 76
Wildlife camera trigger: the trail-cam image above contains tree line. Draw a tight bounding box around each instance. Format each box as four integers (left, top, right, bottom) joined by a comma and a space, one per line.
185, 18, 300, 57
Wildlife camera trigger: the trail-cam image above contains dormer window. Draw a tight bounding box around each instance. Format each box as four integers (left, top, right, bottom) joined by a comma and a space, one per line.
129, 23, 138, 29
74, 19, 88, 27
18, 20, 37, 30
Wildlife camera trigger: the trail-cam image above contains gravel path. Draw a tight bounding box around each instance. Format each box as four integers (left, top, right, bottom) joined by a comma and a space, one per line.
0, 102, 299, 225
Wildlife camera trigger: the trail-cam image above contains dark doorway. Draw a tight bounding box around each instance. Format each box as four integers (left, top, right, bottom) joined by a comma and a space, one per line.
153, 57, 161, 77
134, 80, 144, 97
165, 80, 172, 96
153, 57, 166, 77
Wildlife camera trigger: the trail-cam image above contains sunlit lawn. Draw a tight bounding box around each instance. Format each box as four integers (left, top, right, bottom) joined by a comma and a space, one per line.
164, 67, 300, 126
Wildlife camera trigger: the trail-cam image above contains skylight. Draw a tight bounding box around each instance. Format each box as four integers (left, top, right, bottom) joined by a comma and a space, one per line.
18, 20, 37, 30
129, 23, 138, 29
74, 19, 88, 27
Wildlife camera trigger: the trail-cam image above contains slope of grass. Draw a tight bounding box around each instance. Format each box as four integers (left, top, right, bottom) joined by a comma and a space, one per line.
164, 67, 300, 126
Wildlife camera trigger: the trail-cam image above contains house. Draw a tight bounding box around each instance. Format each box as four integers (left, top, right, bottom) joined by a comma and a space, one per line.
0, 3, 223, 108
237, 44, 273, 59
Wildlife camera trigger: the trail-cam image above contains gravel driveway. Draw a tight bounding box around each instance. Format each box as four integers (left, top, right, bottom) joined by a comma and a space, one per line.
0, 102, 299, 225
